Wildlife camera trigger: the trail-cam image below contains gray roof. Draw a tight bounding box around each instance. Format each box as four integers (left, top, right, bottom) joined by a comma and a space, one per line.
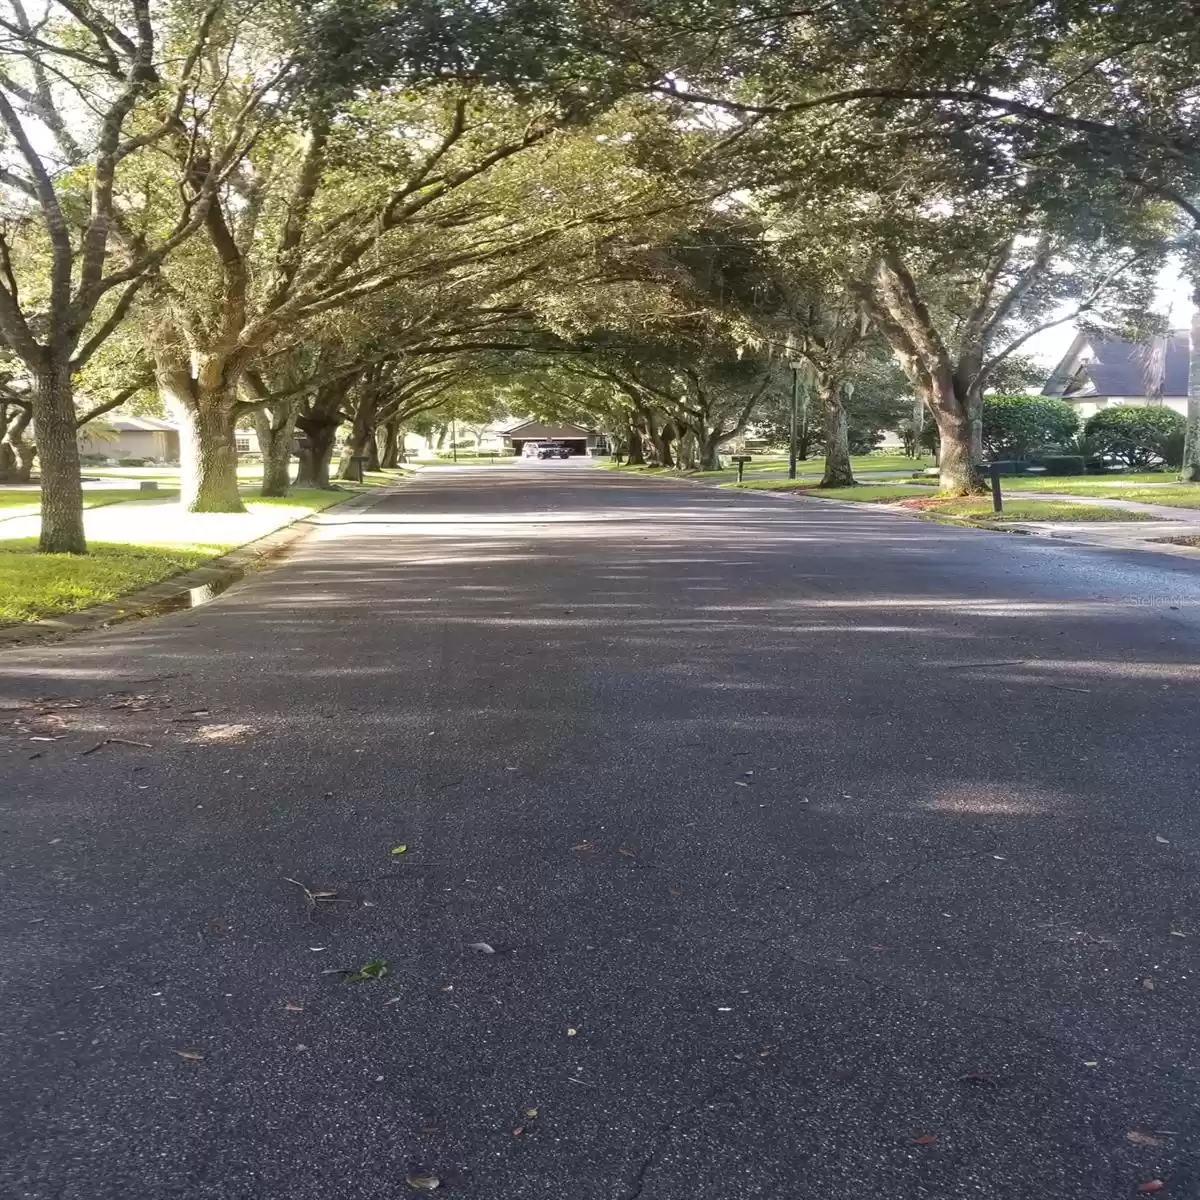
1043, 331, 1189, 400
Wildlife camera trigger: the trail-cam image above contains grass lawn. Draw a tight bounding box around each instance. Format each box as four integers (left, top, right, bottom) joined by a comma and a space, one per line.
0, 540, 221, 625
726, 480, 1160, 525
999, 478, 1200, 508
902, 497, 1160, 524
0, 472, 406, 625
727, 480, 933, 501
605, 454, 932, 479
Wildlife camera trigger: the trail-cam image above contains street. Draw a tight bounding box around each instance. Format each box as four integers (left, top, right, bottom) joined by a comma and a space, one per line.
3, 464, 1200, 1199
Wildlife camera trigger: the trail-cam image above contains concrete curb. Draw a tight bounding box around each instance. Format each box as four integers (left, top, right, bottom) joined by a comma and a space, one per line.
0, 483, 400, 651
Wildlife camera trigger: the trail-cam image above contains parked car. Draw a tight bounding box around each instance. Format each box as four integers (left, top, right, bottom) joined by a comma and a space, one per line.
538, 442, 571, 459
521, 442, 542, 458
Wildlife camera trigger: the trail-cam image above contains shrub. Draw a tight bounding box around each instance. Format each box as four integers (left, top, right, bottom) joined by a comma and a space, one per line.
982, 394, 1079, 459
1084, 405, 1185, 468
117, 457, 148, 467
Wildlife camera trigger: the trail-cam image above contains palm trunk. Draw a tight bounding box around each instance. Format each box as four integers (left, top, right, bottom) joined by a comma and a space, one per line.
254, 402, 298, 498
32, 361, 86, 553
161, 372, 245, 513
818, 380, 856, 487
1180, 290, 1200, 482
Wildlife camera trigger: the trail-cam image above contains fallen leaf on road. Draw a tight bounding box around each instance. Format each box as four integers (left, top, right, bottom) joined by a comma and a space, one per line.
1127, 1131, 1166, 1148
384, 995, 404, 1006
1169, 930, 1188, 938
566, 1027, 578, 1037
391, 844, 408, 856
405, 1173, 441, 1191
512, 1126, 525, 1136
960, 1072, 995, 1087
189, 724, 253, 743
284, 1002, 304, 1012
468, 942, 496, 955
667, 886, 682, 899
734, 781, 749, 788
1142, 977, 1157, 991
1156, 836, 1171, 845
914, 1133, 937, 1146
174, 1049, 205, 1062
1083, 1061, 1099, 1068
992, 855, 1007, 861
344, 959, 389, 983
311, 890, 339, 900
618, 845, 637, 858
571, 839, 597, 852
524, 1108, 538, 1118
1136, 1182, 1166, 1193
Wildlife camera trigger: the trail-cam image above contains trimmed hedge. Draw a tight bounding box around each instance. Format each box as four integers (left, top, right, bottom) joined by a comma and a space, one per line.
1084, 405, 1185, 468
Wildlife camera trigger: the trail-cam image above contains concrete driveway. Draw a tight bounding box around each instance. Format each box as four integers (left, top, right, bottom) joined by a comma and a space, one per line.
2, 468, 1199, 1199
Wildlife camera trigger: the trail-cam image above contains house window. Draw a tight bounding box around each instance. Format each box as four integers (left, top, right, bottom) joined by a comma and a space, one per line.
235, 435, 251, 453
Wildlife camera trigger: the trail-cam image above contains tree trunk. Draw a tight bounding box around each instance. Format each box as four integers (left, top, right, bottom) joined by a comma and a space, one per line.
32, 362, 86, 553
254, 402, 298, 498
818, 380, 856, 487
1181, 288, 1200, 482
1, 404, 34, 483
161, 373, 245, 513
295, 422, 338, 488
676, 426, 699, 470
927, 393, 981, 494
380, 419, 401, 468
967, 384, 985, 465
699, 430, 724, 471
625, 417, 646, 465
14, 436, 35, 483
337, 411, 374, 480
365, 427, 382, 471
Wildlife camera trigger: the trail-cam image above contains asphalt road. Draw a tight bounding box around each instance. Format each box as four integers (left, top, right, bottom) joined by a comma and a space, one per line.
4, 462, 1200, 1200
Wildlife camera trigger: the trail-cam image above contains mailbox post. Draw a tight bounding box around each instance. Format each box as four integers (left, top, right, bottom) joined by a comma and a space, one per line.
732, 454, 753, 483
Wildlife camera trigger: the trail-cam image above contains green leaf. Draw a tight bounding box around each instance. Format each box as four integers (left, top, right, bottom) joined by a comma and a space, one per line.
344, 958, 390, 983
391, 844, 408, 855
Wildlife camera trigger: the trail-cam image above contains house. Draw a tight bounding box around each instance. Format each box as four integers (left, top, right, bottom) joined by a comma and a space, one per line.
1042, 330, 1190, 420
78, 415, 180, 463
499, 419, 603, 456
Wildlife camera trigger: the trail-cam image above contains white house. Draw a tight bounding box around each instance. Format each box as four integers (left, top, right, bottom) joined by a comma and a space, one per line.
78, 415, 180, 462
1041, 330, 1190, 420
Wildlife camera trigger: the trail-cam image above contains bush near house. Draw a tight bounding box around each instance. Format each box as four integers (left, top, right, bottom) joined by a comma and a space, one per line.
1084, 405, 1185, 469
982, 394, 1079, 459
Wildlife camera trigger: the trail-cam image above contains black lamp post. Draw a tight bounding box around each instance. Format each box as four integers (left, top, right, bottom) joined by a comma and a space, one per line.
788, 360, 804, 480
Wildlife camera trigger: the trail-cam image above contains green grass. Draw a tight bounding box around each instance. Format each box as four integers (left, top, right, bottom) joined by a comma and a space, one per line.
998, 478, 1200, 508
603, 453, 932, 480
725, 480, 1161, 525
0, 486, 181, 519
920, 498, 1159, 524
726, 480, 933, 501
0, 540, 220, 625
1002, 472, 1179, 492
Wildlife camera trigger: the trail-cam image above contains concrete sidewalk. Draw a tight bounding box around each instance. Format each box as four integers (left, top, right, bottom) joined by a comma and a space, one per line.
0, 494, 338, 549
